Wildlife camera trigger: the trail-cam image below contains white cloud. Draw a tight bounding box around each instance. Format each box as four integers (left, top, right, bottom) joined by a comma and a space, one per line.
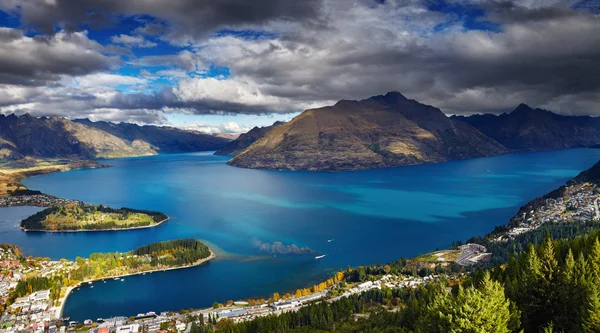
183, 121, 251, 134
69, 73, 147, 89
111, 34, 157, 48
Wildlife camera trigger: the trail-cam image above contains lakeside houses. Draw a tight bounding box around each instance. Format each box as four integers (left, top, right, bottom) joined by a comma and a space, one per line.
0, 247, 75, 333
0, 236, 448, 333
30, 272, 441, 333
494, 182, 600, 243
0, 194, 82, 208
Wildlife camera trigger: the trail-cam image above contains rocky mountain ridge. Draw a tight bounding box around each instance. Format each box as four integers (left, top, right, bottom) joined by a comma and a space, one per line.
0, 114, 231, 161
452, 104, 600, 151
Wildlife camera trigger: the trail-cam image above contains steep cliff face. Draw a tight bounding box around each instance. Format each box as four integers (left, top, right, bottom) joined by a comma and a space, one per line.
0, 114, 231, 161
228, 92, 508, 171
453, 104, 600, 151
214, 121, 285, 156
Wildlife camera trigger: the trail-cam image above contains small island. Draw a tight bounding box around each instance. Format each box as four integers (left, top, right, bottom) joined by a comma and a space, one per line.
20, 203, 168, 231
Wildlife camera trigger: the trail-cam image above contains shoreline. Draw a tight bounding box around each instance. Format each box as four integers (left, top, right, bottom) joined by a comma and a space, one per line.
56, 250, 216, 319
21, 217, 170, 233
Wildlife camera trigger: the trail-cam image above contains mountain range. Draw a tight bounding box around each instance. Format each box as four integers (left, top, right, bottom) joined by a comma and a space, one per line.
4, 92, 600, 171
226, 92, 600, 171
0, 114, 230, 161
452, 104, 600, 151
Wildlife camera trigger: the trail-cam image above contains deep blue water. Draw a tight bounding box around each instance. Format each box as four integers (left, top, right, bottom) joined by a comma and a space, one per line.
1, 149, 600, 320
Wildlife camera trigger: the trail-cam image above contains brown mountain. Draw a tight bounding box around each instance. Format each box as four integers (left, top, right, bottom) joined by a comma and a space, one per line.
228, 92, 508, 171
73, 118, 230, 155
214, 121, 285, 156
0, 114, 231, 161
452, 104, 600, 151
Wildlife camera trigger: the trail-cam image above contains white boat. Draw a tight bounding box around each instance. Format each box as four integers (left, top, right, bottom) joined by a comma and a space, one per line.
87, 281, 92, 285
120, 278, 125, 281
315, 255, 326, 259
90, 286, 94, 288
113, 277, 119, 281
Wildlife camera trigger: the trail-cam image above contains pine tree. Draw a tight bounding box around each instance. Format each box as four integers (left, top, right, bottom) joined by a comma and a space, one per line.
584, 286, 600, 332
589, 238, 600, 281
562, 249, 575, 283
540, 235, 558, 282
417, 272, 516, 333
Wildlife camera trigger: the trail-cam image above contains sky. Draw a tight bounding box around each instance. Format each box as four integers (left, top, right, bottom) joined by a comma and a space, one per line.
0, 0, 598, 134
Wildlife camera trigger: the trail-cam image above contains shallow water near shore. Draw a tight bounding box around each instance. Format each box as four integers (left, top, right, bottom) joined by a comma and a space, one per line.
1, 149, 600, 321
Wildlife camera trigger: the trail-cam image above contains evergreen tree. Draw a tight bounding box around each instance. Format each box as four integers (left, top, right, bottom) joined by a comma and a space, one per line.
417, 272, 516, 333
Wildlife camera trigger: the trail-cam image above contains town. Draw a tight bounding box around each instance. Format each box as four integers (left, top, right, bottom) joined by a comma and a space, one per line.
0, 193, 81, 208
493, 182, 600, 242
0, 245, 75, 332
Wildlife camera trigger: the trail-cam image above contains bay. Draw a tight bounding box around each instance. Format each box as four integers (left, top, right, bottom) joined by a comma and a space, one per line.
1, 149, 599, 320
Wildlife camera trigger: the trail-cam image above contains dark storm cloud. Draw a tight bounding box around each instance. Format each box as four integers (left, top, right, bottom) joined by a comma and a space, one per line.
189, 0, 600, 115
0, 28, 118, 86
4, 0, 323, 39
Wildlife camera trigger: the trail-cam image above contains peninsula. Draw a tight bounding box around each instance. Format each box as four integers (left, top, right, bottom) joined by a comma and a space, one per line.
20, 203, 168, 232
0, 239, 214, 321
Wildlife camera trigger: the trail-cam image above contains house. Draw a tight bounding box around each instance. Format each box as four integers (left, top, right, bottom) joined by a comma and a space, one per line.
116, 324, 140, 333
358, 281, 373, 290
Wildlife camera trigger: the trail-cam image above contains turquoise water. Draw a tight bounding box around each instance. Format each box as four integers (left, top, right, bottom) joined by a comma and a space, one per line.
1, 149, 599, 320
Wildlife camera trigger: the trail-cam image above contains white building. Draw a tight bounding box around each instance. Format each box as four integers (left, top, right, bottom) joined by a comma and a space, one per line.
116, 324, 140, 333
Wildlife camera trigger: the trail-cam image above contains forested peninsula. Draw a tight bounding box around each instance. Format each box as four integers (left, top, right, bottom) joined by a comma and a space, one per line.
5, 239, 214, 317
70, 239, 214, 282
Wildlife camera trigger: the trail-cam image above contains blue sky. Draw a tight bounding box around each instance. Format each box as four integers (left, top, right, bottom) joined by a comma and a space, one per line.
0, 0, 598, 132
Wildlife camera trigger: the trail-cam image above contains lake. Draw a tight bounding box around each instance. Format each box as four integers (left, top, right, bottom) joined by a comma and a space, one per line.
1, 148, 600, 321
